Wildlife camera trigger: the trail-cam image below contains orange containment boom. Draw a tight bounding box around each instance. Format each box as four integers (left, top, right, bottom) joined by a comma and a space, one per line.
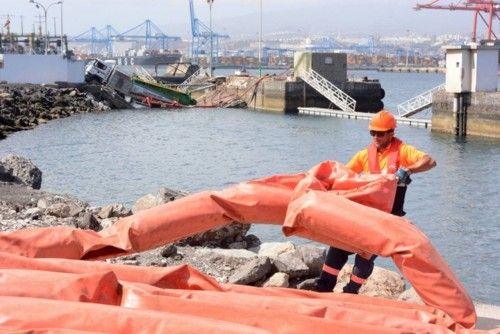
0, 161, 480, 333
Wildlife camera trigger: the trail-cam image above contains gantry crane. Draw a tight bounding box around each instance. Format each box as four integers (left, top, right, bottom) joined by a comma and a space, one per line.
189, 0, 229, 62
415, 0, 499, 42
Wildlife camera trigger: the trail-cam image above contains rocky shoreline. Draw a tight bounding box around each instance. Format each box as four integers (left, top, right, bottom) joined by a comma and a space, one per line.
0, 154, 421, 301
0, 84, 131, 140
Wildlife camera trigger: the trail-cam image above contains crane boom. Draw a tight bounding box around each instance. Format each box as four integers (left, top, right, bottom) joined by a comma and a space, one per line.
414, 0, 499, 41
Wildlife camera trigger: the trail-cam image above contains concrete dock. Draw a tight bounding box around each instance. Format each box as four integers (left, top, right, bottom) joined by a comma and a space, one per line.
298, 107, 432, 128
475, 303, 500, 330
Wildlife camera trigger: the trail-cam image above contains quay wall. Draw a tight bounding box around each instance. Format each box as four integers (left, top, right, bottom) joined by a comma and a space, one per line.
249, 79, 303, 114
248, 78, 384, 114
432, 90, 500, 138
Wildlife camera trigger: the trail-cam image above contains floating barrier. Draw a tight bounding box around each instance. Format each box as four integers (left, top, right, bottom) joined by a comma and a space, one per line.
0, 161, 480, 333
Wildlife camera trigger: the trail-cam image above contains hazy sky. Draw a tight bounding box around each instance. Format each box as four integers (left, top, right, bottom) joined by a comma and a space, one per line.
1, 0, 475, 39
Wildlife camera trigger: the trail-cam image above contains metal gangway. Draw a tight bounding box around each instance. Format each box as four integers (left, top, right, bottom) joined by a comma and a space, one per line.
397, 83, 445, 118
300, 69, 356, 113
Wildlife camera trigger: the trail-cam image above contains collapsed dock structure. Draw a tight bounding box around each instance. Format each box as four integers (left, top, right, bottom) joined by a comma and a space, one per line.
193, 52, 385, 114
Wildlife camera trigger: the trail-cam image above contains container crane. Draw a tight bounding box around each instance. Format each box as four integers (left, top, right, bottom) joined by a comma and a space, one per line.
415, 0, 499, 42
116, 19, 180, 50
189, 0, 229, 63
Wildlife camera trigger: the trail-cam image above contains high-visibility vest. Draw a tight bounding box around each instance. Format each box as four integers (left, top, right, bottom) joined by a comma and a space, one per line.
367, 137, 402, 174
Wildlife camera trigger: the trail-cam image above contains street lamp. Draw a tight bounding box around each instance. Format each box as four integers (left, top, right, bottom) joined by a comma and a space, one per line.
207, 0, 214, 77
29, 0, 62, 55
60, 0, 64, 55
258, 0, 262, 78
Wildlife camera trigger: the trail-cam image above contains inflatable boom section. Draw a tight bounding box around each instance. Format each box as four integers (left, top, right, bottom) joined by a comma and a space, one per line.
0, 161, 476, 330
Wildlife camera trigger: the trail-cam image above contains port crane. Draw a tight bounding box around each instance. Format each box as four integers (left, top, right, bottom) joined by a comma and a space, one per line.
415, 0, 499, 42
115, 19, 180, 50
189, 0, 229, 63
71, 20, 180, 56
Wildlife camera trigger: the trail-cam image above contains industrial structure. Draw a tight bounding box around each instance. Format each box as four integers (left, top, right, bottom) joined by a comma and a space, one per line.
70, 20, 180, 57
188, 0, 229, 63
415, 0, 499, 42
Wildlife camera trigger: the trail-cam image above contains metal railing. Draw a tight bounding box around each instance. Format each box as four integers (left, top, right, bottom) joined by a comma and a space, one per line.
178, 67, 204, 92
133, 65, 156, 83
397, 83, 445, 118
301, 69, 356, 113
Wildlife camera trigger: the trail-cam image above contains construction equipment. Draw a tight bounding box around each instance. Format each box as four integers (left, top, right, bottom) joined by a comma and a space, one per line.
189, 0, 229, 62
415, 0, 499, 42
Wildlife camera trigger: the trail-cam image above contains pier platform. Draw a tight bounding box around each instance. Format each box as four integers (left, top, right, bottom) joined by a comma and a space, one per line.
298, 107, 432, 128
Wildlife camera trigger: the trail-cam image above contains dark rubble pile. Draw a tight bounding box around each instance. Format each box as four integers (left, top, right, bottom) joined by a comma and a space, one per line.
0, 85, 110, 139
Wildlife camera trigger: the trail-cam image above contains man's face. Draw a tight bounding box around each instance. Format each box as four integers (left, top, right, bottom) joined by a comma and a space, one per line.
370, 129, 394, 150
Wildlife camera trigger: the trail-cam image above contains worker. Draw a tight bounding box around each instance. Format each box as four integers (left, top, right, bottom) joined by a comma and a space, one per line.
313, 110, 437, 294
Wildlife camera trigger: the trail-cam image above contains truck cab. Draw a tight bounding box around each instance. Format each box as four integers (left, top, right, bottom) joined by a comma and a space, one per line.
85, 59, 115, 84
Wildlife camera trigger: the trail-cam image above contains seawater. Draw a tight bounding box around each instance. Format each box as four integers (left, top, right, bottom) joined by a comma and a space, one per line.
1, 71, 499, 304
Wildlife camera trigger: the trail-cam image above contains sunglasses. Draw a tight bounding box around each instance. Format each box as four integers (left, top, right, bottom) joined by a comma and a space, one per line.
370, 130, 393, 137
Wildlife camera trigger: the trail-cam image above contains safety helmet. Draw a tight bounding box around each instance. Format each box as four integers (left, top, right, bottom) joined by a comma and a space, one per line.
369, 110, 397, 131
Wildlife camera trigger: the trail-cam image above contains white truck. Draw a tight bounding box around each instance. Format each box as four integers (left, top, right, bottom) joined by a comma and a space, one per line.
84, 58, 197, 106
84, 59, 116, 84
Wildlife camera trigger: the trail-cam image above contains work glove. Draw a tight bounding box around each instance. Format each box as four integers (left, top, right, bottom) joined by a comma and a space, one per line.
396, 168, 412, 186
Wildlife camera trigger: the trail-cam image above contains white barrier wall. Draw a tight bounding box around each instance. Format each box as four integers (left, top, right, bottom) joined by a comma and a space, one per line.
0, 54, 85, 84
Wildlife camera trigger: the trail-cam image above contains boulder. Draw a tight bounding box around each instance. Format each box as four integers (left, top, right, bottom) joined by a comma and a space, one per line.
333, 264, 406, 299
250, 241, 296, 257
195, 248, 257, 260
179, 222, 251, 248
398, 287, 424, 304
296, 278, 317, 290
98, 203, 131, 219
272, 252, 310, 278
131, 194, 157, 213
228, 257, 272, 285
0, 155, 42, 189
37, 195, 86, 218
132, 187, 187, 213
295, 244, 326, 276
263, 272, 289, 288
76, 212, 101, 231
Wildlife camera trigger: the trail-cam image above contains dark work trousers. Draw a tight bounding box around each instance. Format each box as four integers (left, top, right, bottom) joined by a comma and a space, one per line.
314, 184, 408, 294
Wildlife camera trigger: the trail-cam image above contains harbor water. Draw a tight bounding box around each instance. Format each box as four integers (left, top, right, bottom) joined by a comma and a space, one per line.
0, 71, 499, 304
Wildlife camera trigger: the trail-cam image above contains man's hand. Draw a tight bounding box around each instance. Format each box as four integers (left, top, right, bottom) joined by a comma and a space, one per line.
396, 168, 412, 185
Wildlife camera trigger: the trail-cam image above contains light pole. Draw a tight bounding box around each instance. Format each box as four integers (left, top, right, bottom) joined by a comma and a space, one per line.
60, 0, 64, 55
258, 0, 262, 78
207, 0, 214, 77
29, 0, 62, 55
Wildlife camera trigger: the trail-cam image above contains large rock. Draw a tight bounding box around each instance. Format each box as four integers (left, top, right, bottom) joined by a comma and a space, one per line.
263, 272, 290, 288
295, 244, 326, 276
228, 257, 272, 285
272, 252, 310, 278
398, 287, 424, 304
333, 264, 406, 299
37, 195, 87, 217
0, 155, 42, 189
132, 187, 187, 213
250, 241, 296, 257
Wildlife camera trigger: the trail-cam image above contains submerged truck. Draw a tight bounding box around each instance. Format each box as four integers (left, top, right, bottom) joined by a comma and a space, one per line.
84, 59, 197, 106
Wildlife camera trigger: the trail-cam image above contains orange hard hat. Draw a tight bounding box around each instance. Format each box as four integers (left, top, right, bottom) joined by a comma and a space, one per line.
369, 110, 397, 131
